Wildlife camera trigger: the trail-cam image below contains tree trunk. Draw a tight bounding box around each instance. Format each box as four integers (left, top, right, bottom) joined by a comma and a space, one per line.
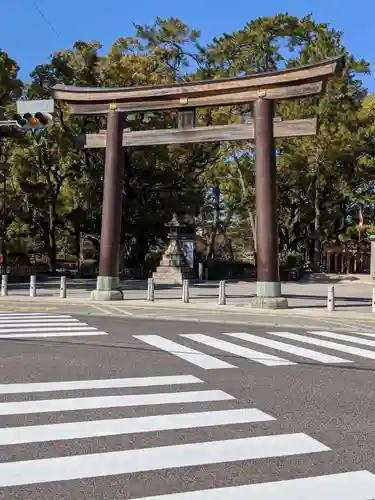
313, 171, 321, 270
73, 227, 80, 273
248, 208, 256, 265
234, 157, 257, 264
74, 230, 85, 277
48, 202, 57, 273
119, 244, 126, 273
304, 232, 310, 263
206, 189, 220, 261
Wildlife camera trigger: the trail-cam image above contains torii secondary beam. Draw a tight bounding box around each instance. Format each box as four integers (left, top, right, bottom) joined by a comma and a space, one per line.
78, 118, 317, 148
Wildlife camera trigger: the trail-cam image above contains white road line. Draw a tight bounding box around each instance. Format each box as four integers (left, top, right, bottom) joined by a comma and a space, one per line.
0, 375, 203, 394
181, 334, 295, 367
0, 314, 72, 319
309, 331, 375, 348
133, 335, 235, 369
348, 331, 375, 337
0, 389, 234, 415
0, 318, 79, 324
106, 305, 134, 316
0, 316, 78, 326
89, 304, 113, 315
0, 318, 80, 324
0, 326, 97, 333
267, 331, 375, 361
0, 322, 86, 328
0, 433, 329, 487
0, 408, 275, 444
140, 470, 375, 500
0, 331, 108, 338
226, 333, 351, 364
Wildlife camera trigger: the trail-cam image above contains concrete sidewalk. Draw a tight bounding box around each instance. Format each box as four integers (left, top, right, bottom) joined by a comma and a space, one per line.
1, 275, 374, 311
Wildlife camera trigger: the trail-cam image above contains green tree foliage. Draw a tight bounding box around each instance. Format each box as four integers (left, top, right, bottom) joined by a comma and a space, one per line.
0, 50, 22, 118
2, 14, 375, 273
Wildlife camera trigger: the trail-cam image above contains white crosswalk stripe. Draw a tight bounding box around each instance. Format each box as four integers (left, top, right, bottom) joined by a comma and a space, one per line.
0, 374, 372, 496
308, 330, 375, 347
140, 471, 375, 499
268, 331, 375, 361
225, 332, 351, 364
133, 335, 236, 369
0, 389, 234, 415
181, 334, 294, 366
0, 374, 203, 394
0, 312, 108, 338
0, 434, 329, 487
0, 408, 275, 445
134, 329, 375, 370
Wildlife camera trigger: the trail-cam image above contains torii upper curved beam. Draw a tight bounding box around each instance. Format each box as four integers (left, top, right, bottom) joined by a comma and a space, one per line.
53, 56, 344, 115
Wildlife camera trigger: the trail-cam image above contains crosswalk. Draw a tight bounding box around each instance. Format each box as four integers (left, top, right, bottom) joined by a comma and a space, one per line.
0, 373, 374, 497
134, 329, 375, 369
0, 312, 108, 338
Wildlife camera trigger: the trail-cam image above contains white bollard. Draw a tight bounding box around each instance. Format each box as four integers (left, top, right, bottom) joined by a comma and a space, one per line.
147, 278, 155, 301
372, 288, 375, 313
327, 285, 335, 312
60, 276, 67, 298
1, 274, 8, 297
30, 275, 36, 297
182, 279, 190, 303
218, 280, 226, 305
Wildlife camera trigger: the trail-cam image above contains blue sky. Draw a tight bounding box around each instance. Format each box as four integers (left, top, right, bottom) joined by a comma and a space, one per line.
3, 0, 374, 90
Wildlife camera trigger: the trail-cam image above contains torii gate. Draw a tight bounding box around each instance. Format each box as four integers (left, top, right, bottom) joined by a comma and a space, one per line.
53, 56, 343, 307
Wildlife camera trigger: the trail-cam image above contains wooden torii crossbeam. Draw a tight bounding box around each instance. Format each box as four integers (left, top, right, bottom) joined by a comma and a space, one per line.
77, 118, 317, 149
53, 56, 343, 305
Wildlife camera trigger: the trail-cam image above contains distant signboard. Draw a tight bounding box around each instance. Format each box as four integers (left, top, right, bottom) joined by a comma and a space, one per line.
16, 99, 54, 115
181, 241, 194, 268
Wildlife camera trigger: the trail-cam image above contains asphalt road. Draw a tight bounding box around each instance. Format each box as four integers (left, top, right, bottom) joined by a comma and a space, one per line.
1, 312, 375, 498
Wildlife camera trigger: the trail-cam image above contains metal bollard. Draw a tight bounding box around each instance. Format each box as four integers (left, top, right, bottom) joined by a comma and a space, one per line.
1, 274, 8, 297
372, 288, 375, 313
147, 278, 155, 301
327, 285, 335, 312
30, 275, 36, 297
60, 276, 67, 299
182, 279, 190, 303
218, 280, 226, 305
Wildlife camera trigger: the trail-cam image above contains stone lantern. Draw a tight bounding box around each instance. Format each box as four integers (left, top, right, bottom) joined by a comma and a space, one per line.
152, 213, 196, 284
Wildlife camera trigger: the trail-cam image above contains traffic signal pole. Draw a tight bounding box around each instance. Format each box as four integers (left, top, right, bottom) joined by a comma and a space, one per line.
0, 137, 5, 274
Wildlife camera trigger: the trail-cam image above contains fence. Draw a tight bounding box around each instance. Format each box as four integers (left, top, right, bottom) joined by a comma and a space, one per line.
322, 242, 370, 274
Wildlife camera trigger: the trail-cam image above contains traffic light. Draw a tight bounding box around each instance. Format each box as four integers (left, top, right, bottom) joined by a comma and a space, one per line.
13, 112, 53, 131
14, 114, 28, 128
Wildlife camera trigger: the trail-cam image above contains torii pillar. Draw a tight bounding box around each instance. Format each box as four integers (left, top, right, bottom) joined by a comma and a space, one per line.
250, 97, 288, 308
90, 107, 125, 301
